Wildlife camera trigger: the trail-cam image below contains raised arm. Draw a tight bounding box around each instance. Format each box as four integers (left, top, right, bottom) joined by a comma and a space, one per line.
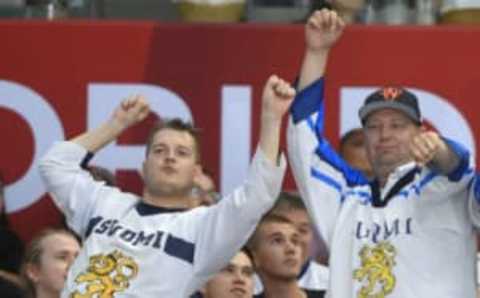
188, 75, 294, 290
72, 95, 150, 152
39, 96, 150, 236
259, 75, 296, 162
287, 11, 355, 248
298, 9, 345, 91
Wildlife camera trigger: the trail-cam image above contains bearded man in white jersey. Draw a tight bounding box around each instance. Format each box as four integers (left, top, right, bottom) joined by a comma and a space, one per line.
39, 75, 295, 297
288, 9, 478, 297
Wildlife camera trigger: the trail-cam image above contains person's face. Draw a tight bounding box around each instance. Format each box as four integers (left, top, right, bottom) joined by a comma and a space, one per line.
142, 128, 201, 197
274, 209, 312, 264
28, 233, 80, 295
363, 109, 420, 173
204, 251, 254, 298
342, 133, 373, 178
253, 222, 302, 280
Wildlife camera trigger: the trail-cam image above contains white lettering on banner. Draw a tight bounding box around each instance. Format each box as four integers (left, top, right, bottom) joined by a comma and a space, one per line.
87, 83, 194, 173
221, 85, 252, 195
0, 80, 64, 212
339, 87, 476, 158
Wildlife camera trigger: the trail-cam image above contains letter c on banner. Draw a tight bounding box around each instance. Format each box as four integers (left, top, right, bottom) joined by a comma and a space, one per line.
0, 80, 64, 212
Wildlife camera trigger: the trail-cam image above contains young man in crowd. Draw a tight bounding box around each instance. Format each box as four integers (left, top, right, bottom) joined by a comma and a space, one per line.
194, 248, 255, 298
39, 75, 294, 297
254, 192, 328, 295
288, 8, 478, 297
249, 214, 325, 298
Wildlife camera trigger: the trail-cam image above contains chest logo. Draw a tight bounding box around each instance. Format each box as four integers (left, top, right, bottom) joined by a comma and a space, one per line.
353, 241, 396, 298
71, 250, 138, 298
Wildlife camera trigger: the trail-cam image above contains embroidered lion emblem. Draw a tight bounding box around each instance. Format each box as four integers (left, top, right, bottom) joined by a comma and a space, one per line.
353, 241, 396, 298
71, 250, 138, 298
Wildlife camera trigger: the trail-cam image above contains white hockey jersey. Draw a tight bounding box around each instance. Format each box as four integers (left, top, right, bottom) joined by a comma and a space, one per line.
287, 78, 478, 298
39, 141, 286, 297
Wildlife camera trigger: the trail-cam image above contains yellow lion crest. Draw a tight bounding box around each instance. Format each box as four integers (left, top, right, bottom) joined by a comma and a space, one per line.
353, 241, 396, 298
71, 250, 138, 298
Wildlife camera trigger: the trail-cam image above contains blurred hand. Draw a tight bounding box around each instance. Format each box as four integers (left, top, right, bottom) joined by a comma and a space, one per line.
261, 75, 296, 121
410, 130, 446, 166
305, 9, 345, 53
111, 95, 150, 129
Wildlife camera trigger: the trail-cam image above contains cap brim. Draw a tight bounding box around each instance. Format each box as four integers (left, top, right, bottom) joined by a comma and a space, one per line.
359, 102, 421, 125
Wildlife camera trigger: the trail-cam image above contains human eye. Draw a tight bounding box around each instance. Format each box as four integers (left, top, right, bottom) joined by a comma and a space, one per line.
365, 122, 379, 131
221, 265, 235, 274
153, 146, 165, 154
243, 267, 254, 277
392, 121, 408, 129
177, 147, 192, 158
271, 236, 283, 245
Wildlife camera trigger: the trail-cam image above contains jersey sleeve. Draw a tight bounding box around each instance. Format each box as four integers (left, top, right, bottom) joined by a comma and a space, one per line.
468, 173, 480, 227
38, 141, 120, 237
287, 78, 368, 248
187, 148, 286, 292
421, 138, 475, 203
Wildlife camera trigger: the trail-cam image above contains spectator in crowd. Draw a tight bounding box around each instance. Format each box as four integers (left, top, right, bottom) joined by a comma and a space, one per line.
339, 128, 373, 178
190, 168, 219, 207
22, 228, 80, 298
248, 213, 324, 297
0, 174, 26, 298
288, 8, 478, 297
254, 192, 328, 295
194, 248, 255, 298
39, 74, 293, 297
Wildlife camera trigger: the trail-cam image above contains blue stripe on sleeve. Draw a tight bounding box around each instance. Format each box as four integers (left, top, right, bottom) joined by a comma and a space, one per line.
314, 141, 369, 187
164, 234, 195, 264
290, 78, 325, 124
473, 174, 480, 205
311, 167, 342, 194
443, 138, 471, 181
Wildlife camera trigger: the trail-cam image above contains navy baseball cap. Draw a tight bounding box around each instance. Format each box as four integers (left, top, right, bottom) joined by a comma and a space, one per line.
359, 87, 421, 126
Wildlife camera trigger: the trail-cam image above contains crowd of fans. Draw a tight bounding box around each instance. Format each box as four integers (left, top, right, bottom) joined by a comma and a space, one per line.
1, 5, 480, 298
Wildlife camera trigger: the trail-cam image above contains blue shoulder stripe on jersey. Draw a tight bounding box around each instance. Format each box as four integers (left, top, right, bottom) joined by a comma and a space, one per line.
314, 140, 369, 187
472, 174, 480, 204
164, 234, 195, 264
418, 172, 437, 190
290, 78, 324, 124
443, 138, 471, 181
311, 167, 342, 193
299, 80, 368, 188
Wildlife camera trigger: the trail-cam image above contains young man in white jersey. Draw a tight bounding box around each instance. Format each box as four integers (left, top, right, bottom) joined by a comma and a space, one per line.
39, 75, 294, 297
287, 9, 478, 297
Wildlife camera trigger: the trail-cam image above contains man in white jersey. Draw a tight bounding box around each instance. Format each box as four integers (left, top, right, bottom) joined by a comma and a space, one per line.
39, 75, 294, 297
287, 9, 478, 297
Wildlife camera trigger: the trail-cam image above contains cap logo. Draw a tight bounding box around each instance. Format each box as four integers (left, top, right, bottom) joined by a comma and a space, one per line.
380, 87, 402, 101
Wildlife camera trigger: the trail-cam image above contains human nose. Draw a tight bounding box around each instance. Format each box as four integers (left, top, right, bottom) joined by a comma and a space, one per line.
232, 270, 247, 285
379, 124, 393, 140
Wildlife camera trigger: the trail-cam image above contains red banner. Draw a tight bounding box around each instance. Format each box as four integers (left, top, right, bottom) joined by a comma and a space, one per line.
1, 21, 480, 242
